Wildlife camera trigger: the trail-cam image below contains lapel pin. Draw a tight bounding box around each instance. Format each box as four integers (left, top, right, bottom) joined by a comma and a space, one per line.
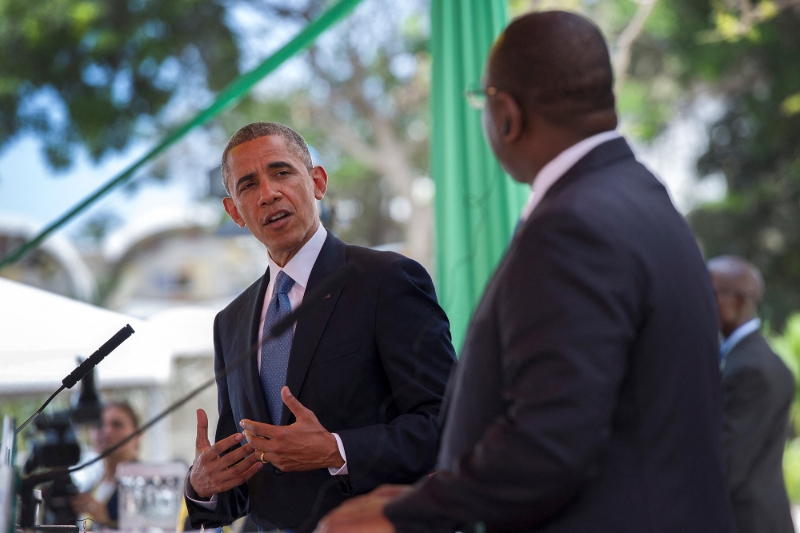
323, 294, 331, 299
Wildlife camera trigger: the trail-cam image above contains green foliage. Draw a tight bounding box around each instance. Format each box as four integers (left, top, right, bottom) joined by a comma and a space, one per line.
212, 0, 429, 249
615, 79, 673, 141
784, 438, 800, 503
771, 314, 800, 382
782, 92, 800, 116
650, 0, 800, 329
0, 0, 241, 169
771, 315, 800, 502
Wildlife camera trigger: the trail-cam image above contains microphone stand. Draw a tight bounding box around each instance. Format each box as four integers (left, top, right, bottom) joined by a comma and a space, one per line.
17, 265, 356, 531
16, 326, 135, 435
16, 325, 135, 532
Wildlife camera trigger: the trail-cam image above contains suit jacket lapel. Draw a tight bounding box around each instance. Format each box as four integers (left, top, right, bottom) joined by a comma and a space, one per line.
281, 232, 348, 425
240, 267, 273, 424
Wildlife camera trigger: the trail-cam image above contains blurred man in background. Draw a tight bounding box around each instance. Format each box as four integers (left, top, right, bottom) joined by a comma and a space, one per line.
318, 10, 732, 533
709, 255, 794, 533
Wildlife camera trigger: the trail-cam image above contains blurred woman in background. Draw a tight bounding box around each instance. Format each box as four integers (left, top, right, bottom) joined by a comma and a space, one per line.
71, 402, 140, 528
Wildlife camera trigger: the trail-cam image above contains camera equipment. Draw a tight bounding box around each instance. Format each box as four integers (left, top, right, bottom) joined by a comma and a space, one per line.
14, 325, 134, 530
22, 364, 103, 526
15, 266, 354, 530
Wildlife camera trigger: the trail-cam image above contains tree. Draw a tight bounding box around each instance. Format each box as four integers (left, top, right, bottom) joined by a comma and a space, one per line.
214, 0, 434, 266
613, 0, 800, 328
668, 1, 800, 328
513, 0, 800, 329
0, 0, 241, 169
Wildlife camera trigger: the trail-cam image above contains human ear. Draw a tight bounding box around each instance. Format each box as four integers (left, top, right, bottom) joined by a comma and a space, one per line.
311, 166, 328, 200
222, 197, 246, 227
493, 92, 524, 142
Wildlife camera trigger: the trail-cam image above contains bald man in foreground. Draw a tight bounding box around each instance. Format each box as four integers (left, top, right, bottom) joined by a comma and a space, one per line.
317, 10, 733, 533
709, 256, 794, 533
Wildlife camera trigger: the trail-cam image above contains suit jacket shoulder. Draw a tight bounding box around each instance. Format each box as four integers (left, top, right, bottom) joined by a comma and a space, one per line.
723, 332, 793, 387
387, 137, 731, 533
195, 231, 455, 533
720, 330, 794, 533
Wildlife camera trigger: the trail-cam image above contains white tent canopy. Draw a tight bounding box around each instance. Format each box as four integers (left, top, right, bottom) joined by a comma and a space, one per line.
0, 278, 172, 395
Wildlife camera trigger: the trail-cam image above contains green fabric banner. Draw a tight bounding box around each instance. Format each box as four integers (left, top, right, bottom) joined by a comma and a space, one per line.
0, 0, 364, 270
430, 0, 529, 352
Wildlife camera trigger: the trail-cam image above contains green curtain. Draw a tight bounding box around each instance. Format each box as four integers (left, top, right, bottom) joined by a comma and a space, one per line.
430, 0, 529, 352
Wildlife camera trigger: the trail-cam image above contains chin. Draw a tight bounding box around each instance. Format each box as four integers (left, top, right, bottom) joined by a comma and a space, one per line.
264, 234, 303, 253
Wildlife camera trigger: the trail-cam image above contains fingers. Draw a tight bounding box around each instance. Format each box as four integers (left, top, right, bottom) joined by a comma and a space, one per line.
224, 452, 262, 478
190, 439, 262, 498
370, 484, 413, 499
216, 441, 255, 469
205, 459, 264, 496
281, 386, 309, 419
240, 419, 278, 440
223, 460, 264, 490
195, 409, 210, 451
207, 432, 245, 457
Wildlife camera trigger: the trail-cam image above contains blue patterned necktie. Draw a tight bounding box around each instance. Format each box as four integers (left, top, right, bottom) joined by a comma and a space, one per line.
260, 270, 295, 425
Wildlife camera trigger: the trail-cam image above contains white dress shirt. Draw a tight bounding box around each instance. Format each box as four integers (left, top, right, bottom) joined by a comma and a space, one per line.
520, 130, 621, 222
719, 318, 761, 370
257, 223, 349, 476
188, 223, 347, 509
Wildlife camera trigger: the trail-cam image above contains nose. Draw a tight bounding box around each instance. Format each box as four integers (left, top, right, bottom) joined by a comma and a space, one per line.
258, 178, 280, 205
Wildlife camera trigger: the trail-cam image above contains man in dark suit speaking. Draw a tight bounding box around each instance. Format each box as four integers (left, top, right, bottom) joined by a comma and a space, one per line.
709, 255, 794, 533
184, 122, 456, 533
318, 11, 733, 533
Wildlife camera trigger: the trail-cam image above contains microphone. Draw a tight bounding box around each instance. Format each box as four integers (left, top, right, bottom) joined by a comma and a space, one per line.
24, 265, 358, 482
15, 325, 135, 434
63, 324, 134, 388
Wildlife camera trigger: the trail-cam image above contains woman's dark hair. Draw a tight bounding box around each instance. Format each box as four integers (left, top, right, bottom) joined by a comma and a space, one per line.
104, 401, 140, 429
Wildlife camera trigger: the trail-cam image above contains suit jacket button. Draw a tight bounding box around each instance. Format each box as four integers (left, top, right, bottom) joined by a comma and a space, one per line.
273, 466, 283, 475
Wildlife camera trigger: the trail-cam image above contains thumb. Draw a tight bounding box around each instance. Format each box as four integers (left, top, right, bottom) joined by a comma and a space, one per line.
195, 409, 211, 451
282, 387, 309, 419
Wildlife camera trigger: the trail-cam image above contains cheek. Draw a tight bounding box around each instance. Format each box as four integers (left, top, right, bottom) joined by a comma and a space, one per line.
719, 302, 736, 320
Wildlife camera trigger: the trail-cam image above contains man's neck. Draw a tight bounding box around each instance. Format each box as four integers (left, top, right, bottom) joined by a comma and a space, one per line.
269, 219, 320, 267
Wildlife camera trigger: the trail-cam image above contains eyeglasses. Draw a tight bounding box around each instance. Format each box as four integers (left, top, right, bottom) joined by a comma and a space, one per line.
464, 86, 498, 110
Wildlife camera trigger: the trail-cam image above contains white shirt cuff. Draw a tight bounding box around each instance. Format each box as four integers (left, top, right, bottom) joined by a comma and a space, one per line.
327, 433, 348, 476
186, 482, 218, 509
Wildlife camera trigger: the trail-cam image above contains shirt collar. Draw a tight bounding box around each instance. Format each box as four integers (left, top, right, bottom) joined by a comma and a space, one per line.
520, 130, 620, 222
720, 318, 761, 363
266, 223, 327, 290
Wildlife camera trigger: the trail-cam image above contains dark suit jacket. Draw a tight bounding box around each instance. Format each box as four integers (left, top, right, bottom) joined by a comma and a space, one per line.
186, 232, 456, 533
722, 329, 794, 533
386, 137, 734, 532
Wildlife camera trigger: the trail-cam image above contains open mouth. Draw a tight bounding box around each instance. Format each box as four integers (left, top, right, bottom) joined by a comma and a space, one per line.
266, 212, 290, 226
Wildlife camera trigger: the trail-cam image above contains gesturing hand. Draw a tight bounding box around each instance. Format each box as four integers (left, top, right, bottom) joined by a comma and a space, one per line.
314, 485, 411, 533
189, 409, 263, 499
240, 387, 343, 472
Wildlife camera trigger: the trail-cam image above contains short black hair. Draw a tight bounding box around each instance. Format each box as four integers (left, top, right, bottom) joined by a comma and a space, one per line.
221, 122, 313, 196
489, 11, 615, 125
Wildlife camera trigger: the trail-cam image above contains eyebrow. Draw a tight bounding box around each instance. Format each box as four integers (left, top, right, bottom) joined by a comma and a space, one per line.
234, 161, 298, 191
267, 161, 295, 170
